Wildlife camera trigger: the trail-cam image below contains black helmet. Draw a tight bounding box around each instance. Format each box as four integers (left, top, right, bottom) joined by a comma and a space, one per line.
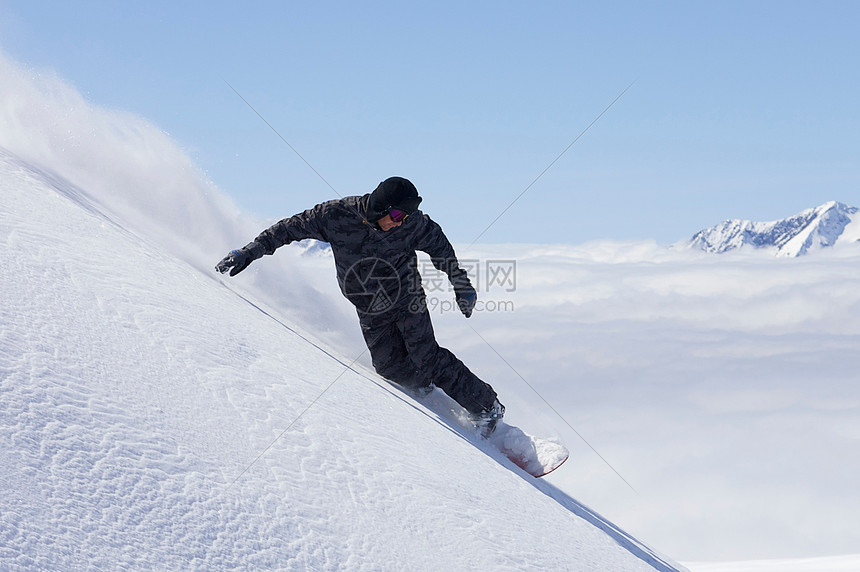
366, 177, 422, 222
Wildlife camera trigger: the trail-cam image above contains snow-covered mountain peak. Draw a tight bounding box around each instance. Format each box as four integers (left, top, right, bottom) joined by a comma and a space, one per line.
685, 201, 860, 257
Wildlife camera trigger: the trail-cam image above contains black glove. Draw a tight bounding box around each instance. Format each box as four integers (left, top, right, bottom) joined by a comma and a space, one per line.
449, 267, 477, 318
455, 285, 477, 318
216, 248, 253, 276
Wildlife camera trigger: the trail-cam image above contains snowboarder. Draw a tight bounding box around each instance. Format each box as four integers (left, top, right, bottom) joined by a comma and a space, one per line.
216, 176, 505, 435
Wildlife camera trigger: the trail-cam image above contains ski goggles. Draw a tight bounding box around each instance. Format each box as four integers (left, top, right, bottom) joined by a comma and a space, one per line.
389, 208, 410, 223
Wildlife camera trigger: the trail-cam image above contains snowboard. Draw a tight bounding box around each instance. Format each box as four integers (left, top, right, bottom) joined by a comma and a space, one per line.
487, 422, 569, 478
410, 385, 568, 478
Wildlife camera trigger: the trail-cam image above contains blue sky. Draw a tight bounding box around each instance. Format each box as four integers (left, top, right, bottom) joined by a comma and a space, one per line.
2, 1, 859, 244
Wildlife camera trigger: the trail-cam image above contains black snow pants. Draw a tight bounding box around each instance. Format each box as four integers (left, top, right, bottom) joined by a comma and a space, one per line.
359, 300, 498, 416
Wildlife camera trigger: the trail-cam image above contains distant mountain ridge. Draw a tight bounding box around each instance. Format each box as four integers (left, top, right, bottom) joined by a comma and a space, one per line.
686, 201, 860, 257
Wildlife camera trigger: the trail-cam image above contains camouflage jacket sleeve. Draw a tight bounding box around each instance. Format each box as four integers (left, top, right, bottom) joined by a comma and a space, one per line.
412, 214, 473, 292
245, 201, 332, 259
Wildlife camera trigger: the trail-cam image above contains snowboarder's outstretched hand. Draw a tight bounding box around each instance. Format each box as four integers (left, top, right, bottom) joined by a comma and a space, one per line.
216, 249, 253, 276
455, 286, 477, 318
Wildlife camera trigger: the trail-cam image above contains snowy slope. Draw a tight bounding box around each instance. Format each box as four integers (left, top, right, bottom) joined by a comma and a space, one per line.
685, 201, 860, 256
0, 149, 683, 570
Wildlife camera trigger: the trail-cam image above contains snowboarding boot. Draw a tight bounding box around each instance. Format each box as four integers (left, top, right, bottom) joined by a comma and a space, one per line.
473, 398, 505, 438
